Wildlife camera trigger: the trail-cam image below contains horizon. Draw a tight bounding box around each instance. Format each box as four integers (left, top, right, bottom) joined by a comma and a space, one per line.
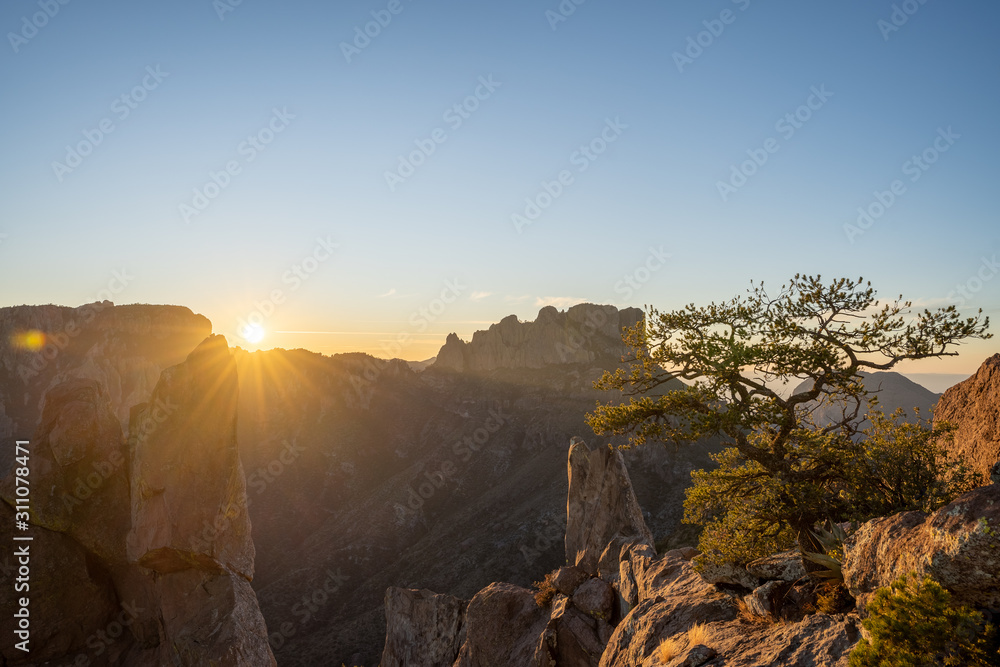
2, 1, 998, 376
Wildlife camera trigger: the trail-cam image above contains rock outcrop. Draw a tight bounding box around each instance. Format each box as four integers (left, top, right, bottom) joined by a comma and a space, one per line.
433, 304, 642, 372
934, 353, 1000, 480
128, 334, 252, 578
454, 582, 550, 666
0, 334, 275, 666
0, 378, 130, 565
843, 483, 1000, 610
381, 587, 467, 667
565, 437, 654, 574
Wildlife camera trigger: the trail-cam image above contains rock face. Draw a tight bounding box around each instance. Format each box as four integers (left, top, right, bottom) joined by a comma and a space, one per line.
934, 353, 1000, 480
433, 304, 642, 372
565, 438, 654, 574
843, 483, 1000, 610
0, 302, 212, 446
0, 378, 130, 565
454, 582, 550, 667
381, 588, 467, 667
127, 334, 253, 578
0, 333, 275, 666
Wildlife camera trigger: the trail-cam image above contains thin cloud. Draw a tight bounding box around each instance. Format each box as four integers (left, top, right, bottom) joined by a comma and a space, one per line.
535, 296, 587, 309
377, 288, 397, 298
470, 291, 492, 301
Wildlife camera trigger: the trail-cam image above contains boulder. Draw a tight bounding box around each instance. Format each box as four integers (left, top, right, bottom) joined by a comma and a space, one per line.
678, 644, 717, 667
454, 583, 550, 667
746, 550, 807, 582
933, 353, 1000, 480
695, 560, 760, 591
380, 587, 467, 667
843, 484, 1000, 609
155, 568, 276, 666
743, 580, 786, 618
572, 577, 616, 620
565, 438, 654, 574
127, 334, 254, 578
553, 565, 591, 596
534, 595, 607, 667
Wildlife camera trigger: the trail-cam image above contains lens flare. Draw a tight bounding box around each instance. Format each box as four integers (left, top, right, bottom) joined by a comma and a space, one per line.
11, 330, 46, 352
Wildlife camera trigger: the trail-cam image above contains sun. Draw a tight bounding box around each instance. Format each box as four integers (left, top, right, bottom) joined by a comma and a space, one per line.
241, 323, 266, 344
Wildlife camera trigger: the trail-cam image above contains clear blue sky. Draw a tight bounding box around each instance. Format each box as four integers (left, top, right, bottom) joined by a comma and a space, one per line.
1, 0, 997, 373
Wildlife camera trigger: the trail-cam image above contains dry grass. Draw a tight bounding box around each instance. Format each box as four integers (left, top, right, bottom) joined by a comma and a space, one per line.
532, 571, 558, 608
686, 622, 711, 646
656, 636, 684, 665
736, 596, 776, 625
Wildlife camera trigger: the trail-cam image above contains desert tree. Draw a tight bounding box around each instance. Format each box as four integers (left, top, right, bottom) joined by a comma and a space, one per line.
586, 275, 990, 564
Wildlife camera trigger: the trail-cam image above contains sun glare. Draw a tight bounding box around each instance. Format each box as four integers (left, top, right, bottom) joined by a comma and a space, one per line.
241, 323, 266, 344
11, 330, 46, 352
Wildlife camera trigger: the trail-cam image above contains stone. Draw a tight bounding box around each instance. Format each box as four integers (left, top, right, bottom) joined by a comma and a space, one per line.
743, 580, 787, 618
679, 644, 717, 667
155, 568, 276, 666
695, 560, 760, 591
843, 484, 1000, 610
534, 595, 605, 667
746, 550, 807, 582
380, 587, 466, 667
565, 438, 654, 574
454, 583, 550, 667
572, 577, 616, 620
553, 565, 591, 596
127, 334, 254, 579
934, 353, 1000, 481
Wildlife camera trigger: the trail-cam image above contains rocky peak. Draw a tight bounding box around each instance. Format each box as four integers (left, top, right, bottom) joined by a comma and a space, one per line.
432, 303, 642, 372
933, 353, 1000, 479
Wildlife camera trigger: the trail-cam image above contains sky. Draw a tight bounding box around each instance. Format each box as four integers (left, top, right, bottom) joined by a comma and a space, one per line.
1, 0, 998, 379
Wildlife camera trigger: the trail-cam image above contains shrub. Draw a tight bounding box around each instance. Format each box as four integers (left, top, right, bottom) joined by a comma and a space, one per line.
532, 571, 558, 608
849, 573, 997, 667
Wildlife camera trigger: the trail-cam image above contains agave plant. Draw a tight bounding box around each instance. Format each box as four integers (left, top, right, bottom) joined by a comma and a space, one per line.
801, 520, 850, 582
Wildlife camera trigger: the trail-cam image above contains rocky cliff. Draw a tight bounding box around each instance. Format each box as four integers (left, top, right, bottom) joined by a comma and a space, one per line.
0, 302, 211, 473
0, 335, 274, 666
934, 353, 1000, 479
433, 304, 642, 372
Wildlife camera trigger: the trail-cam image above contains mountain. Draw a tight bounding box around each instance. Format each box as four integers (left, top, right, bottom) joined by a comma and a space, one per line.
0, 302, 716, 666
791, 371, 941, 426
933, 353, 1000, 480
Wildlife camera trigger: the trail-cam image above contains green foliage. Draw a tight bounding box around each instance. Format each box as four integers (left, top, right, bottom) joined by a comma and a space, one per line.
849, 573, 998, 667
588, 275, 991, 566
802, 521, 849, 583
